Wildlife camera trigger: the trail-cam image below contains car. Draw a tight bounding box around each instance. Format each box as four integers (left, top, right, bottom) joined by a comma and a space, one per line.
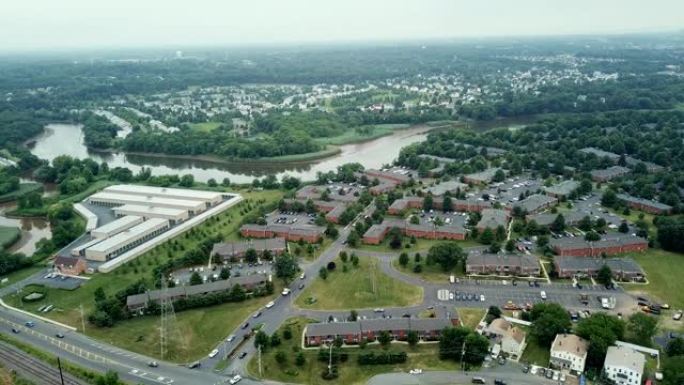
229, 375, 242, 385
497, 357, 506, 365
188, 361, 201, 369
298, 283, 305, 290
409, 368, 423, 374
238, 352, 248, 359
673, 311, 683, 321
253, 311, 262, 318
11, 328, 19, 334
471, 377, 486, 384
533, 281, 540, 287
522, 365, 530, 373
545, 369, 554, 379
148, 361, 159, 368
209, 349, 219, 358
480, 294, 485, 302
55, 333, 65, 339
540, 291, 547, 300
241, 322, 250, 329
24, 321, 35, 328
300, 273, 306, 280
449, 292, 454, 300
374, 308, 385, 313
265, 301, 275, 309
661, 303, 671, 310
402, 313, 411, 318
226, 334, 236, 342
281, 288, 291, 296
494, 380, 507, 385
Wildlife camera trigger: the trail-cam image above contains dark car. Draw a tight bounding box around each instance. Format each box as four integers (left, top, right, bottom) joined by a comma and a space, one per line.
402, 313, 411, 318
298, 283, 305, 290
494, 380, 507, 385
522, 365, 530, 373
55, 333, 65, 339
238, 352, 248, 359
148, 361, 159, 368
188, 361, 201, 369
11, 328, 19, 334
24, 321, 35, 328
533, 281, 540, 287
241, 322, 250, 329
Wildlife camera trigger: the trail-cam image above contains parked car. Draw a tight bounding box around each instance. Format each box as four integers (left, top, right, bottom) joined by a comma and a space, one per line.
11, 328, 19, 334
24, 321, 35, 328
55, 333, 65, 339
673, 311, 683, 321
209, 349, 219, 358
265, 301, 275, 309
238, 352, 248, 359
409, 368, 423, 374
188, 361, 201, 369
148, 361, 158, 368
229, 375, 242, 384
241, 322, 250, 329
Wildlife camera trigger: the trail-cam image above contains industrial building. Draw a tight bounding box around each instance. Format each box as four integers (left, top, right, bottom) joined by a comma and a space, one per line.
91, 215, 143, 239
85, 218, 170, 261
113, 204, 189, 224
103, 184, 223, 207
88, 191, 206, 214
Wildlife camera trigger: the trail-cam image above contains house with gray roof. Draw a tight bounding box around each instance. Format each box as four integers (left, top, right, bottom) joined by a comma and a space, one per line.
466, 253, 540, 276
476, 209, 509, 232
616, 193, 672, 215
512, 194, 557, 214
544, 180, 579, 198
590, 166, 630, 182
554, 256, 644, 281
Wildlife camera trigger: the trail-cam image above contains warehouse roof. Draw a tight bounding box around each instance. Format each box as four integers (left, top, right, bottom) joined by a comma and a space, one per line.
87, 218, 169, 253
104, 184, 224, 202
114, 204, 188, 217
91, 215, 142, 236
90, 192, 204, 210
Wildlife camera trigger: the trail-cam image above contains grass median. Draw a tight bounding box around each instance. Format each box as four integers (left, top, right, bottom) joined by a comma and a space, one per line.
295, 256, 423, 310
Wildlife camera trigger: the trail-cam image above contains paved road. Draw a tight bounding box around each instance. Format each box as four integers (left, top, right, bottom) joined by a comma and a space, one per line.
368, 363, 558, 385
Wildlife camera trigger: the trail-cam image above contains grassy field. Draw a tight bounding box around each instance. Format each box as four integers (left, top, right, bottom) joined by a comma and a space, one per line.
289, 238, 333, 262
392, 258, 464, 284
2, 188, 283, 361
623, 248, 684, 308
0, 266, 44, 288
353, 238, 478, 254
246, 317, 455, 385
295, 256, 423, 310
0, 225, 21, 249
520, 335, 550, 366
0, 183, 43, 203
315, 124, 411, 146
189, 122, 222, 132
457, 308, 486, 330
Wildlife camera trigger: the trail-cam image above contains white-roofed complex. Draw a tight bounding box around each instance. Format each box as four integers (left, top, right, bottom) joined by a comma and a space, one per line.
74, 203, 98, 231
87, 192, 206, 214
91, 216, 143, 239
112, 204, 189, 224
104, 184, 223, 206
85, 218, 170, 261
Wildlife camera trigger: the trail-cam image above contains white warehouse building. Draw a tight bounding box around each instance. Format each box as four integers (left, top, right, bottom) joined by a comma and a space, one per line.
91, 215, 143, 239
85, 218, 170, 261
87, 192, 206, 214
104, 184, 223, 207
113, 204, 189, 224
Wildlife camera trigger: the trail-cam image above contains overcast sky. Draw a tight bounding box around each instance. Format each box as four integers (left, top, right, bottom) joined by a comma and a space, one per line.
1, 0, 683, 51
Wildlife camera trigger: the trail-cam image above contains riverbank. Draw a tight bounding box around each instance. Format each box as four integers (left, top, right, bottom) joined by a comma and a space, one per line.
0, 183, 43, 204
0, 226, 21, 250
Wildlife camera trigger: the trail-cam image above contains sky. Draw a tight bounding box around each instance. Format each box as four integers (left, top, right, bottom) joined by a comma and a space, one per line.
1, 0, 683, 52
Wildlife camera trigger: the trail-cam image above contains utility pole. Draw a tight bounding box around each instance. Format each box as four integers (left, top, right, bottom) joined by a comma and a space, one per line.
328, 343, 333, 377
460, 339, 467, 371
57, 357, 65, 385
258, 345, 262, 377
79, 304, 86, 334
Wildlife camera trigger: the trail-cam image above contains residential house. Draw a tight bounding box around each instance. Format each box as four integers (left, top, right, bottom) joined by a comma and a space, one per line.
53, 256, 87, 276
550, 334, 589, 374
603, 345, 645, 385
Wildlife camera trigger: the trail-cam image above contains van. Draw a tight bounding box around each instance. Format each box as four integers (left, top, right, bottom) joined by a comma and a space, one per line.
472, 377, 486, 384
540, 291, 547, 300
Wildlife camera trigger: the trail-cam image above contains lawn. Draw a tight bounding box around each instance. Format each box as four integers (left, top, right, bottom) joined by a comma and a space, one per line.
0, 266, 44, 288
188, 122, 222, 132
289, 238, 333, 262
520, 335, 550, 366
246, 317, 455, 385
2, 188, 283, 361
0, 225, 21, 249
353, 237, 478, 254
457, 308, 486, 330
392, 257, 464, 284
295, 256, 423, 310
623, 248, 684, 308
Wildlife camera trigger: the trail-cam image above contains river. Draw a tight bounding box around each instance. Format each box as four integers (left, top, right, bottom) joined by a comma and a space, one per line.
27, 123, 433, 184
0, 203, 51, 256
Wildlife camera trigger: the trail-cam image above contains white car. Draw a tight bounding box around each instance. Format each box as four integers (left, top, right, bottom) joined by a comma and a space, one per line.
300, 273, 306, 280
226, 334, 235, 342
374, 308, 384, 313
281, 288, 291, 296
208, 349, 219, 358
449, 292, 454, 300
409, 369, 423, 374
540, 291, 547, 300
265, 301, 275, 309
229, 375, 242, 384
480, 294, 485, 302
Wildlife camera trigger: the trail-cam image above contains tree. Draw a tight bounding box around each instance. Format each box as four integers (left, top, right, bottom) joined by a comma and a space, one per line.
505, 239, 516, 253
346, 231, 360, 247
618, 221, 630, 233
407, 330, 419, 346
529, 302, 572, 346
189, 271, 203, 285
219, 267, 231, 280
551, 214, 566, 233
295, 352, 306, 366
536, 235, 549, 248
464, 333, 490, 365
427, 242, 466, 271
348, 310, 358, 321
578, 215, 593, 231
244, 248, 258, 263
601, 190, 618, 207
585, 231, 601, 242
627, 313, 658, 347
488, 242, 501, 254
439, 326, 470, 360
656, 216, 684, 253
576, 313, 625, 368
488, 306, 502, 319
274, 254, 298, 282
270, 332, 281, 347
443, 194, 453, 212
179, 174, 194, 187
378, 330, 391, 348
95, 371, 121, 385
275, 351, 287, 365
666, 337, 684, 357
319, 266, 328, 280
254, 330, 270, 351
423, 194, 434, 211
479, 228, 494, 245
221, 178, 231, 187
662, 356, 684, 385
596, 265, 613, 286
207, 178, 218, 187
398, 252, 409, 267
339, 251, 348, 263
283, 328, 293, 340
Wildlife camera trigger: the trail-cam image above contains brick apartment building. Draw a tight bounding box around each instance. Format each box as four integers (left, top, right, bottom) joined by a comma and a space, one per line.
210, 237, 287, 262
550, 235, 647, 257
304, 318, 453, 346
240, 224, 325, 243
616, 193, 673, 215
466, 253, 540, 276
362, 218, 466, 244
